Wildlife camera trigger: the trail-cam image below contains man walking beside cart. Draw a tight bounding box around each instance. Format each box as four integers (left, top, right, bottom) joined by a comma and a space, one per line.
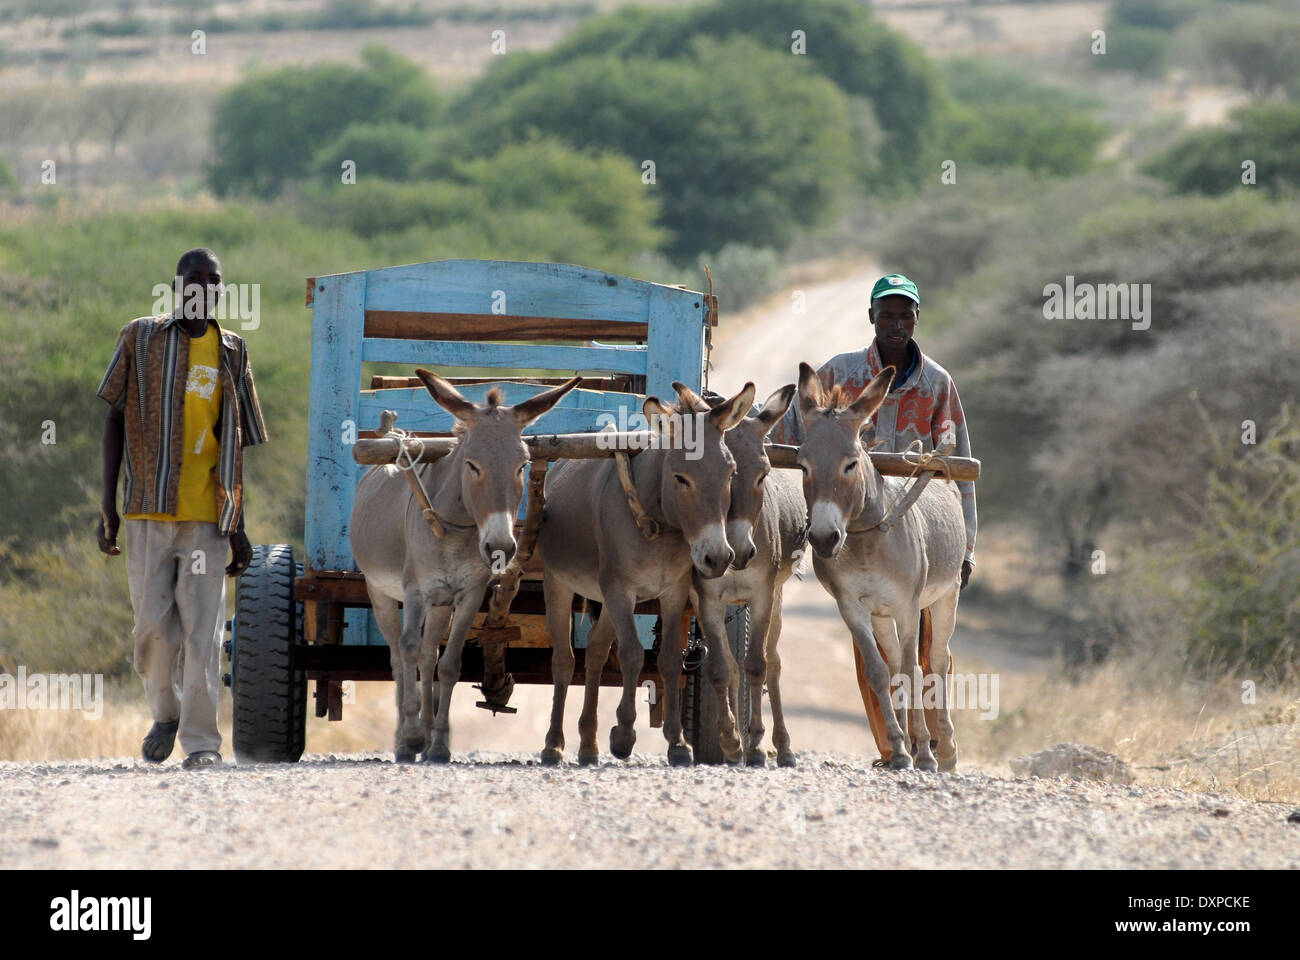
773, 273, 977, 766
96, 247, 269, 769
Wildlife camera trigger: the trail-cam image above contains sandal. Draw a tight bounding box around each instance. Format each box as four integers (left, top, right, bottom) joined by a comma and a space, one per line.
181, 751, 223, 770
141, 719, 179, 764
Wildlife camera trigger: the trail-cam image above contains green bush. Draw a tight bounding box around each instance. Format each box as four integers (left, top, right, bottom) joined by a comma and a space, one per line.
1144, 103, 1300, 197
1093, 24, 1174, 75
1184, 402, 1300, 680
459, 36, 856, 259
458, 0, 944, 193
302, 139, 665, 263
1111, 0, 1209, 29
1196, 6, 1300, 97
945, 103, 1106, 175
311, 122, 431, 184
207, 45, 440, 198
694, 244, 783, 313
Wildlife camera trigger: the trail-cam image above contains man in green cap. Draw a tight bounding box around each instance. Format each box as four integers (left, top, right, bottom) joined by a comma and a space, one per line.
773, 273, 977, 764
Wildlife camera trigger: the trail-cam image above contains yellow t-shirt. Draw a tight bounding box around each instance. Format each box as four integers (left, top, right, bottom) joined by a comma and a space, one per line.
126, 324, 223, 523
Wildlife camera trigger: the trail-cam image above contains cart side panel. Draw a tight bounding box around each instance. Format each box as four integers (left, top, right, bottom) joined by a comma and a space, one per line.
305, 271, 367, 573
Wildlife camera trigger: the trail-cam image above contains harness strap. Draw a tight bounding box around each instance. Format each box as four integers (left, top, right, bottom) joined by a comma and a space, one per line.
381, 410, 475, 538
614, 449, 661, 540
847, 438, 955, 535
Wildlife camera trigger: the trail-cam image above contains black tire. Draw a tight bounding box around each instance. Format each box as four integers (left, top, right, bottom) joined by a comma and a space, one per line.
686, 605, 750, 765
232, 544, 306, 763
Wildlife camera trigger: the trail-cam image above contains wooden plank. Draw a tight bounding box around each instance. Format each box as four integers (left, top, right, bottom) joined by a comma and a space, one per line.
368, 374, 635, 392
305, 272, 368, 572
338, 260, 679, 327
357, 387, 638, 437
353, 432, 651, 465
365, 310, 648, 342
646, 283, 706, 399
764, 444, 981, 482
361, 337, 647, 375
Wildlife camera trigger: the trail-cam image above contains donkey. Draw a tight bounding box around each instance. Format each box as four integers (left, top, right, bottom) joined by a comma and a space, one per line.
350, 370, 579, 762
690, 383, 807, 767
795, 362, 964, 772
538, 381, 756, 766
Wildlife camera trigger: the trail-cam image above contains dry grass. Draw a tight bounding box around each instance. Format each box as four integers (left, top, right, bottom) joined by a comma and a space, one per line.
953, 657, 1300, 803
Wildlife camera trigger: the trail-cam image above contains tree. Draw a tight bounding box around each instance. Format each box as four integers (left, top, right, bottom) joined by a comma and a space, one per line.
207, 44, 440, 198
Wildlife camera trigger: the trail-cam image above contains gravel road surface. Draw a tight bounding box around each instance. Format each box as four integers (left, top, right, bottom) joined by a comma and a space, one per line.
5, 751, 1296, 869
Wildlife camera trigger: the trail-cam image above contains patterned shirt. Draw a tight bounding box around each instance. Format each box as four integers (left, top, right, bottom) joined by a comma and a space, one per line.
773, 339, 978, 562
97, 313, 269, 535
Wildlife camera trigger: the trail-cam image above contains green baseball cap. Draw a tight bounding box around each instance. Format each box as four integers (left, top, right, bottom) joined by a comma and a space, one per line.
871, 273, 920, 305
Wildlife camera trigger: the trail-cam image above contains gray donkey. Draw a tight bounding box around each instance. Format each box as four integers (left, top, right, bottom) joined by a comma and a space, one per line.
690, 383, 807, 767
795, 362, 964, 772
538, 381, 756, 766
351, 370, 579, 762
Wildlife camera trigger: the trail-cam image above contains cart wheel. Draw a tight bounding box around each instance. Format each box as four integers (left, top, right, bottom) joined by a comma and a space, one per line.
685, 605, 750, 765
231, 544, 306, 763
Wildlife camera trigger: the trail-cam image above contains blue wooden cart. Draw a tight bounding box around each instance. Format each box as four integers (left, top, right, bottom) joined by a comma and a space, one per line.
226, 259, 746, 763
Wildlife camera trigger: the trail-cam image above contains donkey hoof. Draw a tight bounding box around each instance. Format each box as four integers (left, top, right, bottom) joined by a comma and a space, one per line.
667, 744, 694, 767
744, 750, 768, 768
916, 756, 939, 773
539, 747, 564, 767
890, 752, 914, 771
609, 727, 635, 760
422, 744, 451, 764
776, 751, 797, 768
723, 751, 743, 767
394, 747, 417, 764
577, 751, 601, 767
938, 748, 958, 773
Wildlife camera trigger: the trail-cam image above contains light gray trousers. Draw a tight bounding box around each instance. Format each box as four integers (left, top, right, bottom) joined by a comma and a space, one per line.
125, 519, 226, 756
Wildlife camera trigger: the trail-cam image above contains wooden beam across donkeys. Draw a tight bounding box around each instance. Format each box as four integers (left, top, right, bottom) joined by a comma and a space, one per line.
351, 434, 981, 481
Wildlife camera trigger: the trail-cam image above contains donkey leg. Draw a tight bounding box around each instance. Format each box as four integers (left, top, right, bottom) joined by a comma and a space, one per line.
927, 588, 960, 772
577, 609, 616, 765
368, 592, 411, 761
838, 599, 911, 769
541, 577, 576, 766
698, 591, 742, 764
418, 605, 452, 759
395, 585, 427, 762
870, 614, 906, 741
766, 588, 796, 768
743, 589, 776, 767
601, 590, 643, 761
657, 584, 693, 767
425, 588, 484, 764
896, 604, 936, 772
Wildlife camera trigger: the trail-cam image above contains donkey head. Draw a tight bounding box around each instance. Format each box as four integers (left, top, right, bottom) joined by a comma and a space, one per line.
795, 362, 894, 559
642, 380, 756, 579
416, 369, 581, 568
700, 384, 795, 569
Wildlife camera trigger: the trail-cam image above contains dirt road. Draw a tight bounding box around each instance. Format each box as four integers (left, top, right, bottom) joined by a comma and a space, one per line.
6, 750, 1296, 869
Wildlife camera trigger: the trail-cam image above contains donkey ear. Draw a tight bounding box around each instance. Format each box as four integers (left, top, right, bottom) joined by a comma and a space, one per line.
754, 383, 796, 435
797, 362, 825, 415
415, 368, 478, 424
671, 380, 709, 413
708, 381, 756, 432
846, 366, 895, 423
512, 375, 581, 428
643, 396, 678, 445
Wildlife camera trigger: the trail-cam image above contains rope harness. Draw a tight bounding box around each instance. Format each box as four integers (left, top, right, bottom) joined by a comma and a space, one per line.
846, 438, 955, 535
380, 410, 476, 538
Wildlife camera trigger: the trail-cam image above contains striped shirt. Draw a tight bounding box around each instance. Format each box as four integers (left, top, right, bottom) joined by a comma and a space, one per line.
97, 313, 269, 535
773, 339, 978, 563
